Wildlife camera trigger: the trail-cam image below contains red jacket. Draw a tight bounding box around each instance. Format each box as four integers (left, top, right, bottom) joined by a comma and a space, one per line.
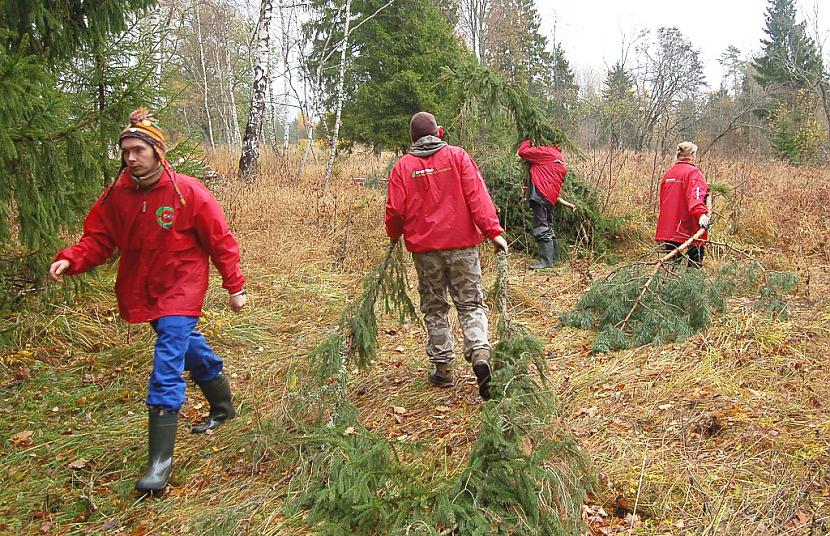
655, 160, 709, 244
517, 140, 567, 205
385, 145, 504, 253
56, 169, 245, 323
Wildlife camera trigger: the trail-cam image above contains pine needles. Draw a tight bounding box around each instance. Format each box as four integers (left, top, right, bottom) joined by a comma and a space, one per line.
561, 260, 800, 353
288, 247, 593, 534
444, 63, 623, 257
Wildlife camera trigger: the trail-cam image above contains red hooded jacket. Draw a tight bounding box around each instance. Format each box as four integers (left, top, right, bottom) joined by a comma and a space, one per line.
517, 140, 567, 205
56, 169, 245, 323
655, 160, 709, 244
385, 145, 504, 253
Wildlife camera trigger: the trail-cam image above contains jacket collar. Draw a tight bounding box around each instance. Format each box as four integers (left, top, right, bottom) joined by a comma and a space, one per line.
117, 167, 173, 191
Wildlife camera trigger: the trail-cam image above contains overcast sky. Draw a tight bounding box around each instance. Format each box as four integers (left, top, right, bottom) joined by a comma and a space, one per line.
537, 0, 829, 89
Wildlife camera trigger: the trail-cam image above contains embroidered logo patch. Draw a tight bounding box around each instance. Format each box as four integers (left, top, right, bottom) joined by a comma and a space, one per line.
155, 206, 174, 229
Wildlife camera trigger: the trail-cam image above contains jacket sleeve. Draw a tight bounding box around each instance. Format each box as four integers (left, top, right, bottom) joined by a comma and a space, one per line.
459, 150, 504, 238
686, 169, 709, 218
517, 140, 554, 164
192, 185, 245, 294
384, 164, 405, 241
55, 193, 116, 275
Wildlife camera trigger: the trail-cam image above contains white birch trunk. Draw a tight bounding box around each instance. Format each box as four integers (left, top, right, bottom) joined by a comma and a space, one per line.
322, 0, 351, 188
239, 0, 274, 178
294, 3, 341, 183
212, 44, 232, 144
195, 4, 215, 150
267, 44, 279, 152
282, 73, 290, 155
279, 0, 291, 155
224, 22, 242, 146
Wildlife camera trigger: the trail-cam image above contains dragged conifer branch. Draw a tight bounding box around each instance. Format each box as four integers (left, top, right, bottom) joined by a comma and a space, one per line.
618, 227, 706, 331
562, 256, 800, 353
286, 248, 593, 533
444, 63, 625, 257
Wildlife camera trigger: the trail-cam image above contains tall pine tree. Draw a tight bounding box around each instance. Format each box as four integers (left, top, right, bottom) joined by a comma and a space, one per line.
0, 1, 161, 309
304, 0, 466, 152
752, 0, 824, 93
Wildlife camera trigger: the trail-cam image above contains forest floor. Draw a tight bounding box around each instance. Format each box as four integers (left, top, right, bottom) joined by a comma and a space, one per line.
1, 148, 829, 535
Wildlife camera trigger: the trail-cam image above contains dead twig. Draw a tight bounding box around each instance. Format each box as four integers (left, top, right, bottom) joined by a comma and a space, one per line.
618, 228, 707, 330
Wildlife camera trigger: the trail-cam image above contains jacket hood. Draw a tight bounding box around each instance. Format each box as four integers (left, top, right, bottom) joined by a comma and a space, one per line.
409, 136, 447, 157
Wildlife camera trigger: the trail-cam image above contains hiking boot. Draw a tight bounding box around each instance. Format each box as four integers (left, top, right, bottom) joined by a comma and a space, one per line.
136, 407, 178, 494
427, 362, 453, 388
191, 373, 237, 434
529, 238, 558, 270
471, 349, 492, 401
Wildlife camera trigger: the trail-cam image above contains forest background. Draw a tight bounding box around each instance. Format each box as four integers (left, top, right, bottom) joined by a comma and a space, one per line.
1, 0, 830, 534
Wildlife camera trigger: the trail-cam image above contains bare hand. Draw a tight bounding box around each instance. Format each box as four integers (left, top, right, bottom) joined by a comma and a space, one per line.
490, 235, 508, 254
229, 293, 247, 312
49, 260, 71, 282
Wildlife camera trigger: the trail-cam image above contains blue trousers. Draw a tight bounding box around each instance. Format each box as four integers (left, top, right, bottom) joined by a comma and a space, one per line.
147, 316, 223, 412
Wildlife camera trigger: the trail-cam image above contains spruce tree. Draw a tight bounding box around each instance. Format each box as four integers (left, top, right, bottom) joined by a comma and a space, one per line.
600, 62, 638, 148
752, 0, 824, 93
544, 42, 580, 133
0, 1, 184, 310
304, 0, 466, 152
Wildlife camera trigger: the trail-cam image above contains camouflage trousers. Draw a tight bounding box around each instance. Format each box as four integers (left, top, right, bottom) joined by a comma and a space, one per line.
412, 247, 491, 365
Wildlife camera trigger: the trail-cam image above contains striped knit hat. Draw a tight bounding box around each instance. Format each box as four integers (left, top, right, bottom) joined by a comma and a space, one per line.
119, 107, 166, 161
117, 108, 185, 206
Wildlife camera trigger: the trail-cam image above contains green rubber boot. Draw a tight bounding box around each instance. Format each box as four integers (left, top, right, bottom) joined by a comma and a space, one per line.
191, 373, 237, 434
136, 408, 177, 494
529, 238, 557, 270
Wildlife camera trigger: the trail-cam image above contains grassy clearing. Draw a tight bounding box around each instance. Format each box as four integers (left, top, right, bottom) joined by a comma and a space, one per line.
2, 147, 829, 534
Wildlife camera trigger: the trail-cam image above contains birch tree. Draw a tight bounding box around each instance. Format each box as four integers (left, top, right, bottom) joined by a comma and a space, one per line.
279, 0, 292, 155
195, 3, 216, 149
322, 0, 351, 188
239, 0, 274, 178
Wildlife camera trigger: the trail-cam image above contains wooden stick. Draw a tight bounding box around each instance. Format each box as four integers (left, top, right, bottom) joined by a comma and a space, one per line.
619, 228, 706, 329
557, 197, 576, 210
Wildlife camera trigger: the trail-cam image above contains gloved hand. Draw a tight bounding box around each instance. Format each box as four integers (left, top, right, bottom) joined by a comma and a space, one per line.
698, 213, 712, 230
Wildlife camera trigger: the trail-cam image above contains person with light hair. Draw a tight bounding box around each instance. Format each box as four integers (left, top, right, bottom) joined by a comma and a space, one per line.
654, 141, 711, 267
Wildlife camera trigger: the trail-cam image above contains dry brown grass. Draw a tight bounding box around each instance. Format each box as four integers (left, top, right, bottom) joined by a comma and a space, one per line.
1, 146, 829, 535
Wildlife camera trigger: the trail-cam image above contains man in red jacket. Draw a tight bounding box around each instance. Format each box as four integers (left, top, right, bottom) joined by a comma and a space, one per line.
655, 141, 711, 267
48, 109, 247, 494
517, 139, 567, 269
385, 112, 507, 400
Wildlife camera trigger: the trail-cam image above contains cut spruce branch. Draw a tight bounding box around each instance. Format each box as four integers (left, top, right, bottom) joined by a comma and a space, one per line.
285, 248, 593, 534
561, 233, 800, 353
618, 228, 706, 331
444, 63, 624, 257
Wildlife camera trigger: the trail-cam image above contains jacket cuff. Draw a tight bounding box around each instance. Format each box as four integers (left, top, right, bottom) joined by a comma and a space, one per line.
223, 277, 245, 295
55, 250, 80, 275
